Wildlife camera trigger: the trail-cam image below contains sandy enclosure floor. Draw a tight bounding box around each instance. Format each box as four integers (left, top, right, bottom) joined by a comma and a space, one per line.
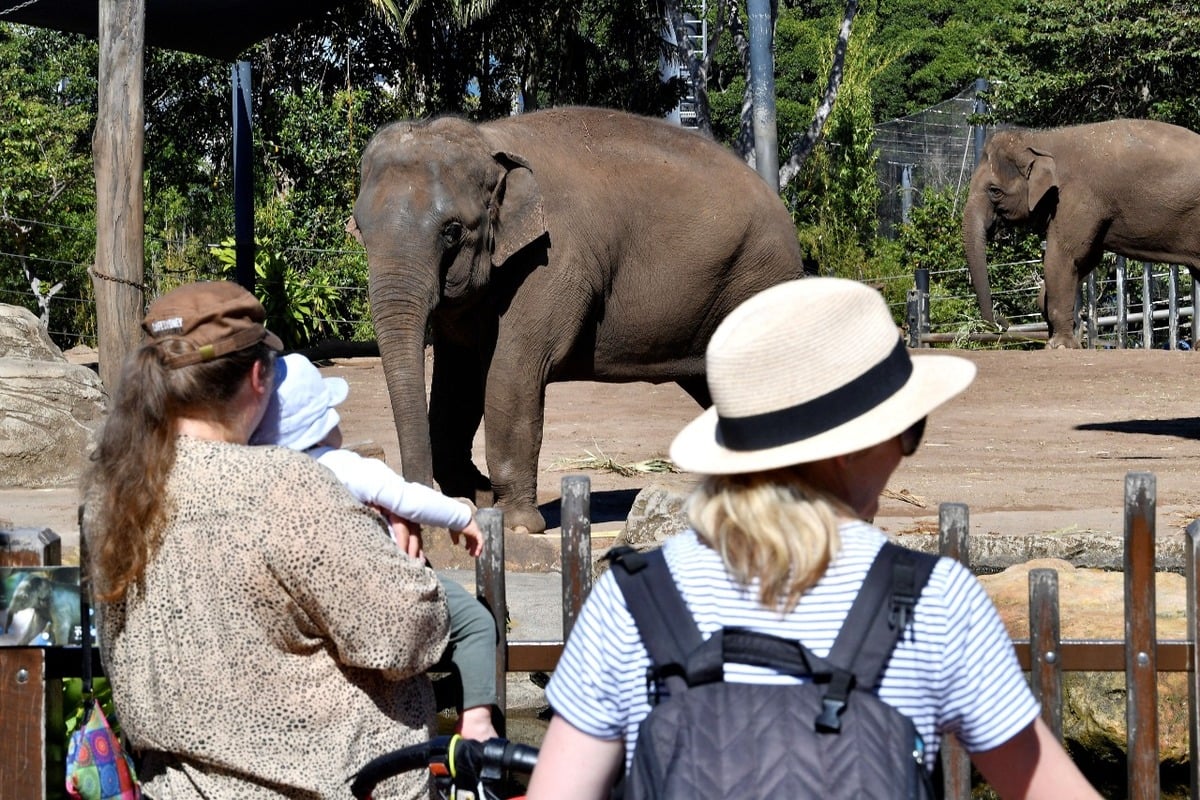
3, 348, 1199, 558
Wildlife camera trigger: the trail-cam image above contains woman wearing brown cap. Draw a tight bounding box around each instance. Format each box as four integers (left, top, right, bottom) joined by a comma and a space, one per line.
83, 281, 449, 799
527, 278, 1099, 799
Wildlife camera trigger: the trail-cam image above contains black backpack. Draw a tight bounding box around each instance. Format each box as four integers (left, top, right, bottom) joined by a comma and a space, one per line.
607, 541, 939, 800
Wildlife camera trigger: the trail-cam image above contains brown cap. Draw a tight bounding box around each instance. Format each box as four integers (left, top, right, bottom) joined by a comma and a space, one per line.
142, 281, 284, 369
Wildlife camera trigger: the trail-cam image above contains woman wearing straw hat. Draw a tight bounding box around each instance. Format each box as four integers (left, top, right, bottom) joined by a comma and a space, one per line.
83, 281, 449, 799
526, 278, 1099, 799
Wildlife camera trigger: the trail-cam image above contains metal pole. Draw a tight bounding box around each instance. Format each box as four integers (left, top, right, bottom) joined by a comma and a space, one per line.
1085, 272, 1097, 348
900, 164, 913, 225
972, 78, 988, 168
1169, 264, 1179, 350
746, 0, 778, 191
914, 267, 930, 346
1115, 256, 1126, 349
1142, 262, 1153, 349
232, 61, 255, 294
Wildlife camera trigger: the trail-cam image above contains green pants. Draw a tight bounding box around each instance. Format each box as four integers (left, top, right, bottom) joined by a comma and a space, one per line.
437, 575, 499, 712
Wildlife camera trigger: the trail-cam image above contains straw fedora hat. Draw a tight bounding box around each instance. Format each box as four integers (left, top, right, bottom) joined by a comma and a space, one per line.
669, 277, 976, 475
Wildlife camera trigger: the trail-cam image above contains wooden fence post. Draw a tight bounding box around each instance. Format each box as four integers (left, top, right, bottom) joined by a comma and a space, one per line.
1124, 472, 1158, 800
1185, 519, 1200, 799
938, 503, 972, 800
476, 508, 507, 731
1029, 568, 1063, 739
560, 476, 592, 641
0, 527, 63, 800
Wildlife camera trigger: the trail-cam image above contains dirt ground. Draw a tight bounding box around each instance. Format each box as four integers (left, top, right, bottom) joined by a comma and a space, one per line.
3, 348, 1199, 562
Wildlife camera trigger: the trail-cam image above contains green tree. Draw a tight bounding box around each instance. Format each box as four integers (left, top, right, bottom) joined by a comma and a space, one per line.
977, 0, 1200, 130
0, 25, 97, 346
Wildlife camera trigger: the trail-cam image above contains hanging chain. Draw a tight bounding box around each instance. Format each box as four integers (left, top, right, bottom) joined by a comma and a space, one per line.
89, 266, 147, 295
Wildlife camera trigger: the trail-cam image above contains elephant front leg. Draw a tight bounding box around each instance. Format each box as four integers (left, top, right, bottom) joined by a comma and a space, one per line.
1042, 243, 1086, 349
483, 375, 549, 535
429, 333, 491, 506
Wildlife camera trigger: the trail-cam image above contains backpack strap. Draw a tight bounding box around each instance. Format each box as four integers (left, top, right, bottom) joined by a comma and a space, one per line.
607, 546, 704, 704
816, 541, 938, 732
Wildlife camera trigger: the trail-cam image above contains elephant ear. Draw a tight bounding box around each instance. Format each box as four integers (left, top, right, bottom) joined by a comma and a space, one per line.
1023, 146, 1058, 213
489, 151, 547, 268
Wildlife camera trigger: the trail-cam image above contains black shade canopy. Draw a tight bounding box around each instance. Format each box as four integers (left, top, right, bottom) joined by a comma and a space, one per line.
0, 0, 348, 60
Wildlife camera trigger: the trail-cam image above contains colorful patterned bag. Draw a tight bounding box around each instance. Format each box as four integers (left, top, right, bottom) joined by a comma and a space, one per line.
68, 517, 141, 800
65, 699, 141, 800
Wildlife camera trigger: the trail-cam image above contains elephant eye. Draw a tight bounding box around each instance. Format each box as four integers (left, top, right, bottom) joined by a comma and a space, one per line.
987, 186, 1004, 201
440, 221, 465, 249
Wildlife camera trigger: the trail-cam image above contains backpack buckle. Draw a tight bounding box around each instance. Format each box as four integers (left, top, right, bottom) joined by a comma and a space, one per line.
815, 697, 846, 733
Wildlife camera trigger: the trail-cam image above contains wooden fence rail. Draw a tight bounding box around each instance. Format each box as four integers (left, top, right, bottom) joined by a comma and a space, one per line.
3, 470, 1197, 797
486, 472, 1196, 799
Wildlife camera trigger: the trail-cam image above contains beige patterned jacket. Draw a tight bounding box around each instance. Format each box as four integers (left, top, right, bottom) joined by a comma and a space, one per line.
95, 437, 449, 799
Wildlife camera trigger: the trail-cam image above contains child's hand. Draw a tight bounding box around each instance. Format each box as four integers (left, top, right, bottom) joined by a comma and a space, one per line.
375, 505, 424, 561
452, 517, 485, 558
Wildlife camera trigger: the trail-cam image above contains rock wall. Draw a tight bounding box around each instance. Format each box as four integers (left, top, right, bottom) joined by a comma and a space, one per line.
0, 304, 106, 488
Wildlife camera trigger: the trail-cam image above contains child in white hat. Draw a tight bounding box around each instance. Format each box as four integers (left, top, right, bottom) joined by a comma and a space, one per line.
252, 353, 499, 741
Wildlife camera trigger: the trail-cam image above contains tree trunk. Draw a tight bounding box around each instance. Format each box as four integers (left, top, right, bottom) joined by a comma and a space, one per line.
777, 0, 857, 187
93, 0, 146, 391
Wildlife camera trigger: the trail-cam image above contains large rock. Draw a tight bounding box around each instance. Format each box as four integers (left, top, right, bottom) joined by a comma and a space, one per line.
0, 304, 106, 488
980, 559, 1189, 765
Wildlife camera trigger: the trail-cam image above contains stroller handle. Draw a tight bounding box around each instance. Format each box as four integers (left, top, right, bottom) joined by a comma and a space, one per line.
350, 734, 539, 799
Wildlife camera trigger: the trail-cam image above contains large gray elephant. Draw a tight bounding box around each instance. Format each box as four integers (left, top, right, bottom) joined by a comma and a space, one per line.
351, 106, 804, 534
2, 571, 80, 646
963, 119, 1200, 348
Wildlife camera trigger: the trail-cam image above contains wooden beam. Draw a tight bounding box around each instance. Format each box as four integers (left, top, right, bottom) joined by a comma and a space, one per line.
93, 0, 147, 390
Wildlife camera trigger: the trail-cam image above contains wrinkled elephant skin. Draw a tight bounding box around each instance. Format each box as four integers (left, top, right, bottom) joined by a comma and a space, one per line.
3, 572, 79, 646
962, 119, 1200, 348
353, 106, 805, 533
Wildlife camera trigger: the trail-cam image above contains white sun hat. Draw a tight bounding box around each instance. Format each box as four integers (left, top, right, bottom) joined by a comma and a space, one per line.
669, 277, 976, 475
250, 353, 349, 451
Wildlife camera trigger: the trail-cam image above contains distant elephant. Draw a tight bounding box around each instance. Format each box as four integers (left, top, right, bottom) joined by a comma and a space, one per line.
351, 106, 804, 534
3, 571, 79, 646
962, 119, 1200, 348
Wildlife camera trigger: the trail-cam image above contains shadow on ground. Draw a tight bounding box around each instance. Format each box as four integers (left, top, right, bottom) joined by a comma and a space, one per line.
538, 488, 642, 529
1075, 417, 1200, 440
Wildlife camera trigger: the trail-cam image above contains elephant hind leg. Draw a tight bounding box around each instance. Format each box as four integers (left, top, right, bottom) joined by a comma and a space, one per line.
677, 376, 711, 408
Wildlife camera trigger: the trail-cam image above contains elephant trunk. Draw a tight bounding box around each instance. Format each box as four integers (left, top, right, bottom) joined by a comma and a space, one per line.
963, 186, 998, 327
369, 271, 441, 487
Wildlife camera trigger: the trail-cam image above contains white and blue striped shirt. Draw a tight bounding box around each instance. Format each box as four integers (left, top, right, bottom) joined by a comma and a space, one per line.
545, 522, 1039, 774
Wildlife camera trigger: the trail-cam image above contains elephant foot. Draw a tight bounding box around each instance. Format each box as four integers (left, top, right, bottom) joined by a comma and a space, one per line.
496, 502, 547, 535
1046, 334, 1081, 349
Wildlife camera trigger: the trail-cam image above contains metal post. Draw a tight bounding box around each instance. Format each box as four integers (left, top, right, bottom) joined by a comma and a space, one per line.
232, 61, 255, 294
972, 78, 989, 168
1169, 264, 1179, 350
1085, 272, 1098, 348
746, 0, 778, 191
900, 164, 913, 225
1192, 273, 1200, 349
1115, 256, 1127, 349
914, 267, 930, 347
1142, 262, 1153, 349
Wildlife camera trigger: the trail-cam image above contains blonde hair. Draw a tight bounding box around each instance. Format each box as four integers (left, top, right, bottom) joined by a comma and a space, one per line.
687, 467, 846, 613
82, 340, 274, 603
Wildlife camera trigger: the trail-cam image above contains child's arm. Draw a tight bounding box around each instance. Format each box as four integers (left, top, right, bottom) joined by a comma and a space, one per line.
317, 448, 474, 531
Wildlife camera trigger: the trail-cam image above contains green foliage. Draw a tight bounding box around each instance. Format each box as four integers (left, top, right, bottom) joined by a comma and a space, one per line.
0, 25, 97, 346
896, 185, 1044, 329
977, 0, 1200, 130
784, 12, 892, 279
213, 238, 344, 349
